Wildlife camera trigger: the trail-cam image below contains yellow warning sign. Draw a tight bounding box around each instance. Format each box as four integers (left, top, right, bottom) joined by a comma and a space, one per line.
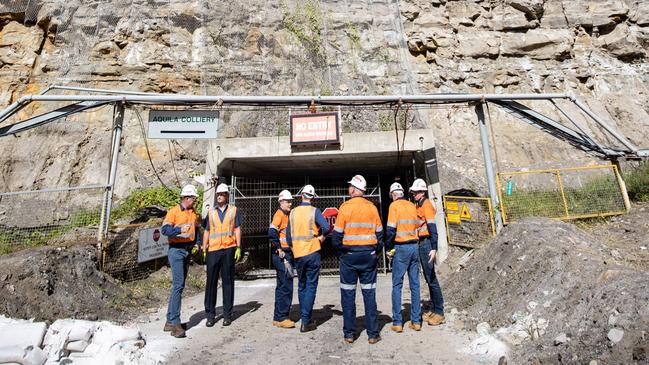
460, 204, 472, 220
446, 213, 461, 224
445, 201, 459, 211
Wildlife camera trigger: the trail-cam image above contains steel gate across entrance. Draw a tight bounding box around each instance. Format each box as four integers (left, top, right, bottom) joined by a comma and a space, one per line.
231, 176, 387, 276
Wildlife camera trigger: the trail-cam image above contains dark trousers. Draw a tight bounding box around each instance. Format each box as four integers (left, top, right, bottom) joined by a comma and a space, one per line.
340, 250, 379, 339
204, 246, 236, 320
272, 250, 294, 321
294, 251, 320, 324
418, 237, 444, 315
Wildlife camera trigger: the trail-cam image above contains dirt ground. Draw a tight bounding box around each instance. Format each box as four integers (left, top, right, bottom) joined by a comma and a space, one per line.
135, 276, 489, 365
582, 201, 649, 271
444, 216, 649, 364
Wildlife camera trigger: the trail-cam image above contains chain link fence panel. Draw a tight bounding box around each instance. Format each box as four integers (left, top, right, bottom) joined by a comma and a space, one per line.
0, 185, 105, 255
443, 195, 495, 249
232, 176, 386, 276
497, 165, 628, 224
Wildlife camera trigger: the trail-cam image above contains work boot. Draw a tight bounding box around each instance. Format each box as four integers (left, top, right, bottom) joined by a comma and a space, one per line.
170, 324, 186, 338
222, 318, 232, 327
206, 318, 216, 327
427, 314, 445, 326
164, 322, 186, 332
390, 325, 403, 333
300, 320, 317, 333
408, 322, 422, 331
422, 311, 433, 322
272, 319, 296, 328
343, 337, 354, 344
368, 336, 382, 344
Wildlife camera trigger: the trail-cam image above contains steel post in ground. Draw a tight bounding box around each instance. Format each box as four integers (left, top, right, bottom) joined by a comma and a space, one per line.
98, 103, 125, 267
475, 102, 503, 233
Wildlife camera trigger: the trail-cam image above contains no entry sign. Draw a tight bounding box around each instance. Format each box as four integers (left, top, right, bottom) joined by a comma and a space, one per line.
322, 207, 339, 235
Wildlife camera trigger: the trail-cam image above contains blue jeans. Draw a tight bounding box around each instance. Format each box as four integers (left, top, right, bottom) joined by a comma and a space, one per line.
391, 243, 421, 325
272, 250, 294, 321
419, 237, 444, 315
294, 251, 320, 324
340, 250, 379, 339
166, 245, 191, 325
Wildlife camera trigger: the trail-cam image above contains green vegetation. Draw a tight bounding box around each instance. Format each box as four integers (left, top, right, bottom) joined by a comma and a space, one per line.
112, 186, 204, 221
281, 0, 324, 63
624, 161, 649, 202
1, 186, 204, 256
345, 21, 361, 50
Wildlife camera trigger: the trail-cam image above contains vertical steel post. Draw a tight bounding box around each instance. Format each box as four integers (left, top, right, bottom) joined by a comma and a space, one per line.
98, 103, 124, 267
475, 102, 503, 233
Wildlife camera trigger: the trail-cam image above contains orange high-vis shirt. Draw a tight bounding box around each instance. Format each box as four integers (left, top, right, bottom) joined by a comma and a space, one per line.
387, 199, 420, 243
270, 209, 290, 249
334, 197, 382, 246
416, 198, 436, 237
289, 205, 321, 258
207, 205, 238, 252
163, 205, 199, 244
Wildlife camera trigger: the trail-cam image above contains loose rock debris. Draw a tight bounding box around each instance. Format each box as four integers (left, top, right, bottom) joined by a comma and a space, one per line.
446, 218, 649, 364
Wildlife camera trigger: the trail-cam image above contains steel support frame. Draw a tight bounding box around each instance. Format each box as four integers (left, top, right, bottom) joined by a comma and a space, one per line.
475, 102, 504, 233
97, 103, 125, 266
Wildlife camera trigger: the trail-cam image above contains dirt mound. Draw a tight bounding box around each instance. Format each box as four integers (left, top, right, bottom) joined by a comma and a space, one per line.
0, 245, 127, 321
446, 218, 649, 364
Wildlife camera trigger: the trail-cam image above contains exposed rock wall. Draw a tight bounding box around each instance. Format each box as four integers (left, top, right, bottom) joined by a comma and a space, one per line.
0, 0, 648, 197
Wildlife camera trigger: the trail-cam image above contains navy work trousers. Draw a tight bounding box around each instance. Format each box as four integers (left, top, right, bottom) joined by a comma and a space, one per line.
340, 250, 379, 339
272, 250, 294, 321
294, 251, 320, 324
204, 246, 236, 321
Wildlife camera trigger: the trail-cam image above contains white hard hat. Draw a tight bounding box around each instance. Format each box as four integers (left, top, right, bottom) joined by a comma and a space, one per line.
409, 178, 428, 192
216, 183, 229, 194
347, 174, 367, 191
278, 189, 293, 201
299, 184, 317, 198
180, 184, 198, 197
389, 182, 404, 193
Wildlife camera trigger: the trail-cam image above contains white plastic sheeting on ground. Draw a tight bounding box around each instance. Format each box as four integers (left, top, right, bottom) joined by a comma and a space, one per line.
0, 316, 163, 365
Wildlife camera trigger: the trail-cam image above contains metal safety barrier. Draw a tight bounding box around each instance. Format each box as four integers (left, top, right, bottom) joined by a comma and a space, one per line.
496, 165, 629, 224
443, 195, 495, 249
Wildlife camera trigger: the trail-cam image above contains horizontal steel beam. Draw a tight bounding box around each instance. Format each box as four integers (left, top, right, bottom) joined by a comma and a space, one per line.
10, 93, 571, 105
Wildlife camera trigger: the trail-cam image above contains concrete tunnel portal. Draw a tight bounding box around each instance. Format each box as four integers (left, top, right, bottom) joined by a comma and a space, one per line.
204, 129, 449, 273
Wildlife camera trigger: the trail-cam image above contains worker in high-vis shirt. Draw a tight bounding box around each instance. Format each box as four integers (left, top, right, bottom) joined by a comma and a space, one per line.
286, 184, 329, 333
202, 183, 242, 328
332, 175, 383, 344
410, 178, 445, 326
386, 182, 422, 333
268, 189, 295, 329
161, 184, 202, 338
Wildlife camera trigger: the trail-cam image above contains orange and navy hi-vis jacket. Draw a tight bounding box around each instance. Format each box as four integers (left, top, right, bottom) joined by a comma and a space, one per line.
416, 197, 438, 250
207, 205, 238, 252
386, 198, 420, 247
162, 205, 199, 246
269, 208, 290, 250
332, 197, 384, 252
288, 205, 321, 258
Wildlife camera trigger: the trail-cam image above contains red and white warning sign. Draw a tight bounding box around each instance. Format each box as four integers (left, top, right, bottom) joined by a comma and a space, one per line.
322, 207, 339, 236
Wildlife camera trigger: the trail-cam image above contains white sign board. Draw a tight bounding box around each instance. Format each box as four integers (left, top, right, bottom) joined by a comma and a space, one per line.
148, 110, 219, 139
138, 227, 169, 263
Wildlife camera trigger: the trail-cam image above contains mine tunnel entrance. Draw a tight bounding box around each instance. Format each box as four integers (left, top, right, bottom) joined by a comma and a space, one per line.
217, 150, 429, 275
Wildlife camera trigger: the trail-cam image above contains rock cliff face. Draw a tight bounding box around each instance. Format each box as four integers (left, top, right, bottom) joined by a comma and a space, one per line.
0, 0, 648, 196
